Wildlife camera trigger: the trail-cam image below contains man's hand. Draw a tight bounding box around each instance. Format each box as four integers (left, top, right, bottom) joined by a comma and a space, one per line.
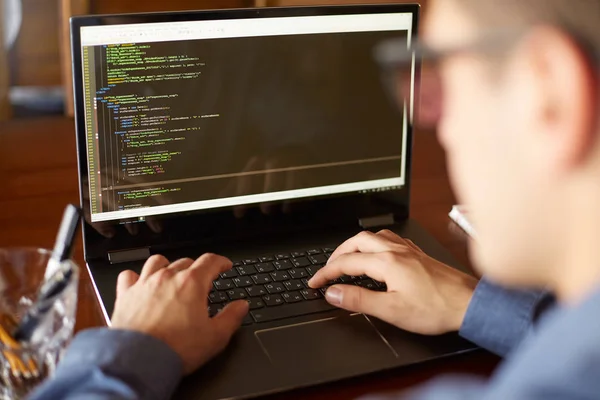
111, 254, 249, 374
308, 230, 478, 335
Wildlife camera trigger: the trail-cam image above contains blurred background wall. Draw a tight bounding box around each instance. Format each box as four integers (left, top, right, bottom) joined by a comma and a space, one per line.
1, 0, 425, 119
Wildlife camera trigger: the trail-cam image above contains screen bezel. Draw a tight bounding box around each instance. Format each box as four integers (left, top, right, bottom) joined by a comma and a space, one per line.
70, 4, 420, 262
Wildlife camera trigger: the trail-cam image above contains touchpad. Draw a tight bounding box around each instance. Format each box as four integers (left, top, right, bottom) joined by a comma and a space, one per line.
255, 314, 397, 379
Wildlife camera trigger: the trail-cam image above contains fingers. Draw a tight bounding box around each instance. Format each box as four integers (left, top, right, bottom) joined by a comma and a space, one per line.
210, 301, 249, 352
187, 253, 233, 287
328, 231, 408, 265
281, 169, 297, 214
260, 159, 285, 215
146, 218, 163, 233
116, 270, 140, 298
309, 252, 394, 288
93, 223, 116, 238
375, 229, 404, 243
140, 255, 170, 280
323, 285, 394, 321
377, 230, 424, 253
124, 223, 140, 236
404, 239, 424, 253
233, 157, 262, 219
167, 258, 195, 273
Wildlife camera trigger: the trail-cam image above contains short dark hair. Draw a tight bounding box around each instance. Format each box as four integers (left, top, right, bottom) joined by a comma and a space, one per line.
456, 0, 600, 58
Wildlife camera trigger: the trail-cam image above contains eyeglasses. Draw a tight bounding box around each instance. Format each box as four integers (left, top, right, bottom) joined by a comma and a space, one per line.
373, 30, 526, 129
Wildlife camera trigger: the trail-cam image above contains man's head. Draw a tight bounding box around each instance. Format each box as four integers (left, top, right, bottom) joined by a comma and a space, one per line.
424, 0, 600, 293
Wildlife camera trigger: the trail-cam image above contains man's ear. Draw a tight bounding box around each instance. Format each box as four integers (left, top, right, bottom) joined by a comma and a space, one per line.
520, 26, 598, 172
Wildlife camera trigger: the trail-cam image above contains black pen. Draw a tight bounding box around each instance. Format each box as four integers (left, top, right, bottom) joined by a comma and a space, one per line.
13, 204, 82, 342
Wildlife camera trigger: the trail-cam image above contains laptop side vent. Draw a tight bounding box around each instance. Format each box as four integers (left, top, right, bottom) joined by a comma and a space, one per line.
108, 247, 151, 264
358, 214, 395, 229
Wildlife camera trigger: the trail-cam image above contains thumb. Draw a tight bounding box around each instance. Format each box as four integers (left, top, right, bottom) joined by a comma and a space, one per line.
325, 285, 391, 319
116, 270, 139, 298
211, 301, 250, 349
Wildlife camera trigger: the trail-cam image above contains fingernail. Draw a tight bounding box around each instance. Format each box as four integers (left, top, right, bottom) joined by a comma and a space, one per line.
325, 287, 343, 306
307, 277, 315, 287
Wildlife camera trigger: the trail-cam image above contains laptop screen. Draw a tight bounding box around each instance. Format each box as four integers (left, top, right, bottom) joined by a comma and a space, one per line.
78, 12, 414, 223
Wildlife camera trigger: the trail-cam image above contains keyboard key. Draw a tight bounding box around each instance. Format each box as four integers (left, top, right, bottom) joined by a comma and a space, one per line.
340, 275, 355, 283
284, 280, 304, 291
265, 282, 285, 294
227, 288, 248, 300
301, 289, 322, 300
233, 276, 253, 288
232, 261, 243, 267
246, 285, 267, 297
275, 253, 290, 260
251, 299, 336, 323
323, 247, 336, 253
214, 279, 234, 291
242, 314, 254, 326
248, 298, 265, 310
283, 291, 303, 303
301, 278, 311, 288
273, 260, 293, 270
256, 262, 275, 273
270, 271, 291, 282
243, 258, 258, 265
375, 281, 387, 291
252, 274, 272, 285
291, 257, 311, 268
259, 255, 275, 262
220, 269, 238, 279
209, 291, 228, 304
309, 254, 328, 264
291, 251, 306, 258
263, 294, 284, 307
325, 252, 333, 258
355, 279, 378, 290
306, 265, 324, 276
289, 268, 308, 279
307, 249, 322, 255
237, 265, 257, 276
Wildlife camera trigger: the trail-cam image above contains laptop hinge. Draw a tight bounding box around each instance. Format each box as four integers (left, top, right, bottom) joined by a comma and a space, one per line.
358, 213, 395, 229
108, 247, 151, 264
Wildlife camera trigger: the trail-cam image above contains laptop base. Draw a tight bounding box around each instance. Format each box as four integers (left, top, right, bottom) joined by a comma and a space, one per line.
88, 219, 477, 400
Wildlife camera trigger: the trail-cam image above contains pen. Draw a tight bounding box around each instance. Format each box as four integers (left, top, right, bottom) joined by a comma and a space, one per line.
44, 204, 82, 280
13, 205, 82, 342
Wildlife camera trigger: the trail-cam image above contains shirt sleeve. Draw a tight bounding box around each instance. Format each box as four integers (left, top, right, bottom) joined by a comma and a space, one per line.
28, 328, 183, 400
358, 375, 487, 400
458, 279, 554, 357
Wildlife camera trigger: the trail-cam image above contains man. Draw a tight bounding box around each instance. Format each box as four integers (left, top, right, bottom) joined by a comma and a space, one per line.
30, 0, 600, 398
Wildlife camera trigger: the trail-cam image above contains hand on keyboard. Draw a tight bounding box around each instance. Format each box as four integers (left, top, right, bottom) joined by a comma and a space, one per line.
111, 254, 249, 374
308, 230, 478, 335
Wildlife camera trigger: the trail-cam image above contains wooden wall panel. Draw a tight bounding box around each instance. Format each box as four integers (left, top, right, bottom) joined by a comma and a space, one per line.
10, 0, 253, 90
91, 0, 255, 14
10, 0, 424, 116
9, 0, 61, 87
0, 0, 12, 119
265, 0, 427, 14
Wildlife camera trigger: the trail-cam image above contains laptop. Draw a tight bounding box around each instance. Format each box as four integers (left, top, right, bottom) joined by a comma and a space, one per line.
70, 4, 476, 399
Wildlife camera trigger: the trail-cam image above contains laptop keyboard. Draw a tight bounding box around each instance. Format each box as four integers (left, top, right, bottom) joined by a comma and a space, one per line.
208, 247, 387, 325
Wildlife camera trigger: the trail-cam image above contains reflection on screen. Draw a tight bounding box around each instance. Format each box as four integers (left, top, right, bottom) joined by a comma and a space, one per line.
80, 14, 412, 222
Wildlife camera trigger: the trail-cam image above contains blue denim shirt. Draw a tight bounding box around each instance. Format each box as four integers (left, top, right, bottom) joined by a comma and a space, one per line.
31, 279, 598, 400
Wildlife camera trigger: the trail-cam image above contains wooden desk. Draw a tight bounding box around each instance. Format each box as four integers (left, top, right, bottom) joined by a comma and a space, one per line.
0, 116, 499, 398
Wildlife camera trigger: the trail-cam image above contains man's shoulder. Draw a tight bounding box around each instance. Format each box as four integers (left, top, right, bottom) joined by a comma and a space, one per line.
486, 289, 600, 399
